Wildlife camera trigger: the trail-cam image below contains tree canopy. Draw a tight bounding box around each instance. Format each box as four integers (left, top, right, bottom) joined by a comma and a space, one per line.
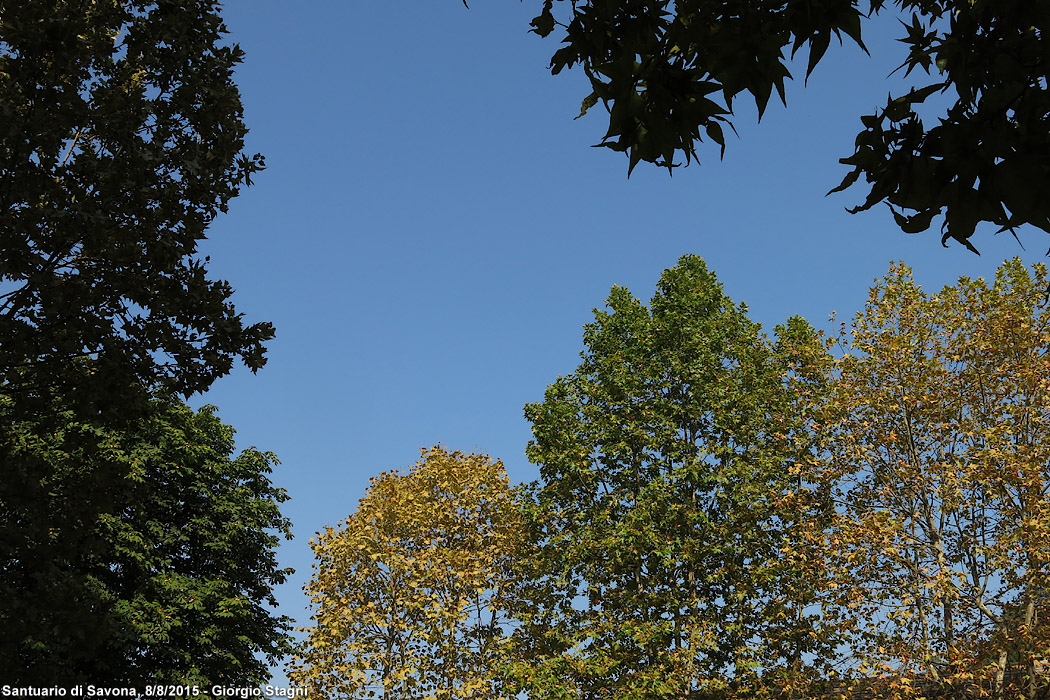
296, 257, 1050, 700
514, 255, 833, 698
291, 447, 522, 700
817, 258, 1050, 699
528, 0, 1050, 252
0, 1, 290, 686
0, 394, 293, 686
0, 0, 272, 418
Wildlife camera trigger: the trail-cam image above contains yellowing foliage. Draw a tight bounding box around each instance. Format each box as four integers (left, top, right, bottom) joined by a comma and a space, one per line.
291, 259, 1050, 700
289, 447, 521, 699
819, 259, 1050, 699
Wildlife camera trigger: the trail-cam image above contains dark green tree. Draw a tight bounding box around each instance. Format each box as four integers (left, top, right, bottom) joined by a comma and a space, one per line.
0, 393, 293, 687
0, 0, 272, 418
528, 0, 1050, 252
510, 256, 835, 699
0, 1, 288, 685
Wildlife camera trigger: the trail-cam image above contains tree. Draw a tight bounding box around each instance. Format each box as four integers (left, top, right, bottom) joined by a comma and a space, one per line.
527, 0, 1050, 252
0, 0, 272, 418
290, 447, 522, 700
0, 2, 292, 686
0, 2, 291, 687
819, 259, 1050, 699
513, 255, 835, 699
0, 393, 294, 687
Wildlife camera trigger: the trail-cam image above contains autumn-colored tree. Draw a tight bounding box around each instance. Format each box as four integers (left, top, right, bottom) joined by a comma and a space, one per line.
290, 447, 522, 699
512, 255, 835, 699
820, 259, 1050, 700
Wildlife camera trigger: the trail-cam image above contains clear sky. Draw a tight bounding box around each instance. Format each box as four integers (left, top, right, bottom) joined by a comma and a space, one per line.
188, 1, 1047, 681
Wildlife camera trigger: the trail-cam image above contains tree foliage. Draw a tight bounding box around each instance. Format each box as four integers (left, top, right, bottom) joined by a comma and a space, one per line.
293, 257, 1050, 700
291, 447, 522, 700
513, 255, 834, 699
0, 2, 290, 686
528, 0, 1050, 251
818, 259, 1050, 699
0, 0, 272, 417
0, 394, 294, 687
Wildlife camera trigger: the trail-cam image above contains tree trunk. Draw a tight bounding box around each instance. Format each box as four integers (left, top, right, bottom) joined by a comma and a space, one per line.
994, 649, 1008, 700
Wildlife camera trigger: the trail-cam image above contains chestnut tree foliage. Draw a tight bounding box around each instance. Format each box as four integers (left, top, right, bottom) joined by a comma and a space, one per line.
0, 1, 289, 687
291, 447, 522, 700
0, 394, 293, 686
0, 0, 272, 418
527, 0, 1050, 252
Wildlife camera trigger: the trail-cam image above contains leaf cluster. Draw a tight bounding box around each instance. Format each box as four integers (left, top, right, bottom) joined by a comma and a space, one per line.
530, 0, 1050, 250
0, 394, 294, 688
0, 1, 296, 689
291, 447, 522, 700
0, 0, 273, 419
818, 258, 1050, 697
514, 255, 838, 698
296, 256, 1050, 700
512, 256, 1050, 700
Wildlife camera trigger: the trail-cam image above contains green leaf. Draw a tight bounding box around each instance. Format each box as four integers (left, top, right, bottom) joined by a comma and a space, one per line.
530, 7, 556, 38
576, 91, 599, 119
827, 167, 861, 195
706, 121, 726, 158
806, 31, 831, 82
1, 395, 292, 685
0, 0, 272, 414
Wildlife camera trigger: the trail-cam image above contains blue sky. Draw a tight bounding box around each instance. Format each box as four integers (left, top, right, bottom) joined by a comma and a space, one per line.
188, 1, 1046, 680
